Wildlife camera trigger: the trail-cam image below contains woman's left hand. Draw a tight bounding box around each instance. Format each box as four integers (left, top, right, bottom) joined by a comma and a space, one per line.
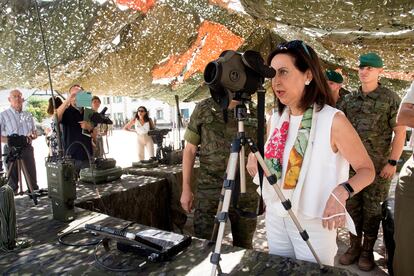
246, 152, 258, 177
322, 185, 348, 230
379, 163, 397, 180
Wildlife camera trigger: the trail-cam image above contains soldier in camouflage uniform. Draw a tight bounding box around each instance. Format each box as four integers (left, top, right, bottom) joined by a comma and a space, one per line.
338, 53, 406, 271
180, 98, 258, 249
325, 69, 344, 107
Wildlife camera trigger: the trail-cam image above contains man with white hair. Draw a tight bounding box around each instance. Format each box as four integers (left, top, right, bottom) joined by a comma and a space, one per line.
0, 89, 39, 194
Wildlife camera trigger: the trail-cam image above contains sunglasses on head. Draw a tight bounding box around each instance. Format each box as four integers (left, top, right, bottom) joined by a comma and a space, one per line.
277, 40, 311, 57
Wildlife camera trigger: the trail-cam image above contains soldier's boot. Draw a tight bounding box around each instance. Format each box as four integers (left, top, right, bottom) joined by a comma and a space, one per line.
358, 235, 377, 271
339, 232, 362, 265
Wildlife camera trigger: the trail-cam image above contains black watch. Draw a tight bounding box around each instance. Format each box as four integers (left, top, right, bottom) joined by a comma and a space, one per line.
340, 182, 354, 198
388, 159, 397, 166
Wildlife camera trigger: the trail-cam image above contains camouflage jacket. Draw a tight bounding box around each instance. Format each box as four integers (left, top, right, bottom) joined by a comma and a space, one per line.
338, 83, 401, 168
184, 98, 258, 190
336, 87, 351, 108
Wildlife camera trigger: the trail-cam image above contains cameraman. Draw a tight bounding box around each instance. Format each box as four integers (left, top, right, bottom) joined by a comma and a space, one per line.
0, 89, 39, 194
56, 84, 94, 174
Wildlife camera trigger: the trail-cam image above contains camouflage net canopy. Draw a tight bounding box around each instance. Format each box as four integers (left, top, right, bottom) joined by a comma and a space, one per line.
0, 0, 413, 102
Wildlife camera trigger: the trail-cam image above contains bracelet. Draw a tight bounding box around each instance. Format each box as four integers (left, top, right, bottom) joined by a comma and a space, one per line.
339, 182, 354, 198
388, 159, 397, 166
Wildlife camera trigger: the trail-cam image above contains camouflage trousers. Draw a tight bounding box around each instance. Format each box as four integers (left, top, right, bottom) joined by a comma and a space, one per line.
393, 157, 414, 276
346, 173, 391, 237
194, 188, 258, 249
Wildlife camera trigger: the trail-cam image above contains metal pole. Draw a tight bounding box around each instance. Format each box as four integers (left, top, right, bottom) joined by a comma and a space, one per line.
34, 0, 64, 159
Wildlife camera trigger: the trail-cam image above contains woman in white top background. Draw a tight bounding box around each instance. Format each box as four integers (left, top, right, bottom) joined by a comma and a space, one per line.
123, 106, 155, 161
246, 40, 375, 265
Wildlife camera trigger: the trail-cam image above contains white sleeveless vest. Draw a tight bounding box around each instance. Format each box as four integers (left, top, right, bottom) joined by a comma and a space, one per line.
258, 105, 349, 219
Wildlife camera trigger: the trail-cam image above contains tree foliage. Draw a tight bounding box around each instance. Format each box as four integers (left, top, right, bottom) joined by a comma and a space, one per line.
26, 97, 48, 123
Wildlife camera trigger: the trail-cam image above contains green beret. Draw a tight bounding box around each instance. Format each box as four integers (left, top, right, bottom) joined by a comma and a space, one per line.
325, 69, 343, 84
359, 52, 383, 68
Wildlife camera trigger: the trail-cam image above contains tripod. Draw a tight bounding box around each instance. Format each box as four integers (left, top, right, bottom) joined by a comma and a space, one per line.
209, 103, 324, 275
5, 146, 38, 205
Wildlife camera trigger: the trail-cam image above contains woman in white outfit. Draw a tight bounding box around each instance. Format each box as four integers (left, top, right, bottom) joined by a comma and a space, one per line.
246, 40, 375, 266
123, 106, 155, 161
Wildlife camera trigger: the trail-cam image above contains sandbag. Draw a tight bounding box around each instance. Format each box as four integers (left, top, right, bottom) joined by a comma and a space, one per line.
0, 179, 16, 250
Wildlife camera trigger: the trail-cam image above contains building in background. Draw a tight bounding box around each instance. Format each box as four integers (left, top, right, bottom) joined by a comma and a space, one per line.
100, 96, 196, 129
1, 89, 197, 147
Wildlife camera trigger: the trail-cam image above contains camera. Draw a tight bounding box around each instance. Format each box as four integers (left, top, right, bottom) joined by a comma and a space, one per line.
90, 107, 113, 125
7, 134, 29, 149
204, 50, 275, 109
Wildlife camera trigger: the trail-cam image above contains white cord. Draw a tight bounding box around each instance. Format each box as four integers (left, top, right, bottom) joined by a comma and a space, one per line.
321, 192, 346, 220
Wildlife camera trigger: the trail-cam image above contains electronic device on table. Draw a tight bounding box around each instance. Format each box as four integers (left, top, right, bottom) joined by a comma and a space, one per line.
85, 224, 192, 262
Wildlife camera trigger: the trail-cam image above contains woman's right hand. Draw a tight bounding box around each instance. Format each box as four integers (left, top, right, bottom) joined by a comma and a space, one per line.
123, 119, 134, 131
180, 189, 194, 213
246, 152, 258, 177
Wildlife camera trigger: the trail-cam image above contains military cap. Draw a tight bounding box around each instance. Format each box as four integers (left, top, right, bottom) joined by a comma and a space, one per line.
325, 69, 343, 84
359, 52, 383, 68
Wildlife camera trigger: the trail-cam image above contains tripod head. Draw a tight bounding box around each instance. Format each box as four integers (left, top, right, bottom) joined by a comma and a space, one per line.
5, 134, 29, 163
233, 101, 249, 122
148, 129, 171, 147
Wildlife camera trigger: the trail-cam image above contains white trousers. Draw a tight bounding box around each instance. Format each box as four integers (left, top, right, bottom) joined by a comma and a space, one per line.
137, 134, 154, 161
265, 210, 338, 266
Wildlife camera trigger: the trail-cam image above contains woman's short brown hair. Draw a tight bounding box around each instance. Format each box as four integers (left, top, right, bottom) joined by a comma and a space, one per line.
267, 40, 333, 114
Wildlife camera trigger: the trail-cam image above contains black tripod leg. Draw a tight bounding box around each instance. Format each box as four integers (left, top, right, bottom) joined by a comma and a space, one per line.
5, 160, 17, 194
19, 160, 38, 205
246, 138, 326, 271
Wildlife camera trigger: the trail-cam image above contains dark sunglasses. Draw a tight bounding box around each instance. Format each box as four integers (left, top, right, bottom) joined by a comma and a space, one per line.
277, 40, 311, 57
138, 109, 146, 112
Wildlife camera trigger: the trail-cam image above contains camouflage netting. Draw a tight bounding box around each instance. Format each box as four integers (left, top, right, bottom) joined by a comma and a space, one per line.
0, 0, 413, 103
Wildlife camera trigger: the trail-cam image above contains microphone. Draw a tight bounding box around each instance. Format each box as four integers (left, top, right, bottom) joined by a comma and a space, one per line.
90, 107, 113, 125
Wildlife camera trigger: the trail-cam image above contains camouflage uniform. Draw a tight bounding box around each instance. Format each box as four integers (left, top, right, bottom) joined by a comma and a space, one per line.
184, 98, 259, 248
336, 87, 351, 108
339, 84, 401, 237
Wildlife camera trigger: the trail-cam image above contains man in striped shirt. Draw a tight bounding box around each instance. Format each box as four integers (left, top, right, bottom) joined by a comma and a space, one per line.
0, 89, 39, 194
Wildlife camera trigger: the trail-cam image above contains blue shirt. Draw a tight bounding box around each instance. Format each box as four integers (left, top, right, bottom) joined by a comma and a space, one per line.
0, 107, 35, 136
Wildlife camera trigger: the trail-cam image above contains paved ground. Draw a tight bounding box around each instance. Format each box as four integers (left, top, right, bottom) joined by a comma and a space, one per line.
21, 129, 393, 275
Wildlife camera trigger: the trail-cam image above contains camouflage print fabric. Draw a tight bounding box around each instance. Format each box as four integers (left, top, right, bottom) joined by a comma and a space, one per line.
184, 98, 259, 248
335, 87, 351, 108
338, 84, 401, 236
393, 158, 414, 276
345, 170, 391, 236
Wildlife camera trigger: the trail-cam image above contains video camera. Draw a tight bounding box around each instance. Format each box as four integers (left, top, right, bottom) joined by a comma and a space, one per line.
204, 50, 275, 109
148, 129, 171, 145
90, 107, 113, 125
7, 134, 29, 149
